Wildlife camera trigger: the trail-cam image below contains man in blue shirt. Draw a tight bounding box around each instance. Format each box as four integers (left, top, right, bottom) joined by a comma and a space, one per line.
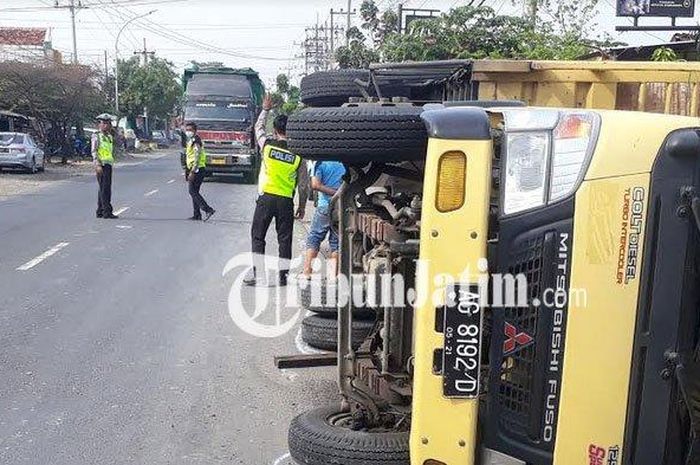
302, 161, 346, 277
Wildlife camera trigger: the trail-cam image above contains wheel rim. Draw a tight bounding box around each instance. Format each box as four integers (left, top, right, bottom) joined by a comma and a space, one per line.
325, 411, 396, 433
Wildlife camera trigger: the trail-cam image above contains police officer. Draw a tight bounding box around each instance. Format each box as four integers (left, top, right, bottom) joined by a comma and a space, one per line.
92, 114, 118, 219
244, 95, 309, 287
184, 122, 215, 221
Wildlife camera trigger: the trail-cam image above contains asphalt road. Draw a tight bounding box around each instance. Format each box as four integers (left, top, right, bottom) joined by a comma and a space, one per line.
0, 151, 336, 465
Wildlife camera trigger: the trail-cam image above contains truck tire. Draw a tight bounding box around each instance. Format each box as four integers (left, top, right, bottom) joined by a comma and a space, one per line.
301, 314, 375, 352
288, 405, 410, 465
300, 69, 370, 107
287, 105, 428, 164
298, 279, 374, 318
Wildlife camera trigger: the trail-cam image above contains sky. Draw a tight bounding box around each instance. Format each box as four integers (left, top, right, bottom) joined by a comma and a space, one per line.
1, 0, 696, 88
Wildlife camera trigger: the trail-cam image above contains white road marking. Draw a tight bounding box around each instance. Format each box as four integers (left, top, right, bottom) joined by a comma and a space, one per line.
113, 207, 129, 216
294, 326, 324, 355
116, 225, 132, 230
17, 242, 70, 271
167, 179, 175, 184
144, 189, 158, 197
272, 452, 291, 465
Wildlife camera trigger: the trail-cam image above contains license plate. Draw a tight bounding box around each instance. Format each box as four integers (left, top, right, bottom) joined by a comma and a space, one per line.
210, 157, 227, 165
442, 284, 483, 398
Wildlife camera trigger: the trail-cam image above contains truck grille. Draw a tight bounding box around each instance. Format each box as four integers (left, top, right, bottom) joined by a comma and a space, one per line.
497, 236, 543, 437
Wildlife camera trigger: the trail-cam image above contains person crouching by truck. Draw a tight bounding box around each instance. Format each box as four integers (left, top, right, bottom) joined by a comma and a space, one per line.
243, 95, 309, 287
184, 122, 216, 222
301, 161, 346, 278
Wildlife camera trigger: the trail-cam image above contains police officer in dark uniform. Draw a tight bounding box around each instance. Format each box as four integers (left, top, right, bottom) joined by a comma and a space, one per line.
244, 95, 309, 286
92, 113, 118, 219
183, 122, 215, 221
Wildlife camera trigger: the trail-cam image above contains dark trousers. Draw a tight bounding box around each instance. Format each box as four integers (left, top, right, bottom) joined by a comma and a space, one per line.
96, 163, 113, 216
187, 169, 213, 218
251, 193, 294, 276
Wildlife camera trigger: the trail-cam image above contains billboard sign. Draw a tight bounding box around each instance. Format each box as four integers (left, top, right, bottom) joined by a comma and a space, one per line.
617, 0, 695, 17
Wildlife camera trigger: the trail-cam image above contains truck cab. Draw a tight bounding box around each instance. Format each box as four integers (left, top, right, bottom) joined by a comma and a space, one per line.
282, 61, 700, 465
181, 67, 264, 183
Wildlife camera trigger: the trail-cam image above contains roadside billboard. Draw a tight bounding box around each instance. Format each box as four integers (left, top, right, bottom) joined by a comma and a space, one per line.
617, 0, 695, 17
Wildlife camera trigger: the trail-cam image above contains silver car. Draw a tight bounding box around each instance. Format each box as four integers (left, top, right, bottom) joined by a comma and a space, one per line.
0, 132, 45, 173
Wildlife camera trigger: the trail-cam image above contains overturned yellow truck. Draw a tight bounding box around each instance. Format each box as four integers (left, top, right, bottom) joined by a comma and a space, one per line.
281, 61, 700, 465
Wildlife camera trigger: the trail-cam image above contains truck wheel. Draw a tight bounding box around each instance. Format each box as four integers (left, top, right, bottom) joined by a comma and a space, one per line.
300, 69, 370, 107
287, 105, 427, 164
288, 405, 410, 465
301, 314, 375, 352
299, 279, 374, 318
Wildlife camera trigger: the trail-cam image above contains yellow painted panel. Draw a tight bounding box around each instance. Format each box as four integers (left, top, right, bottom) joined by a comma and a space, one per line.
585, 83, 617, 110
410, 138, 492, 465
555, 174, 650, 464
495, 82, 525, 101
585, 111, 699, 179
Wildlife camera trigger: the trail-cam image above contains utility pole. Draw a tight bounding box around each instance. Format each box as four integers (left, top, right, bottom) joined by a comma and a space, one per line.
114, 9, 156, 115
103, 50, 108, 91
303, 20, 332, 74
330, 8, 348, 55
54, 0, 87, 64
134, 38, 155, 136
397, 3, 403, 33
346, 0, 352, 46
134, 38, 155, 66
525, 0, 538, 27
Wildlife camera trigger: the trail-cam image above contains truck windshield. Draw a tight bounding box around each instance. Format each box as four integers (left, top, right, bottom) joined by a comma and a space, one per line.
186, 75, 251, 98
184, 106, 249, 122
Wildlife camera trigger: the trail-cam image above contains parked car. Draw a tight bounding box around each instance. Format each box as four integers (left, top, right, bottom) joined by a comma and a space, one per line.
0, 132, 45, 173
151, 130, 170, 148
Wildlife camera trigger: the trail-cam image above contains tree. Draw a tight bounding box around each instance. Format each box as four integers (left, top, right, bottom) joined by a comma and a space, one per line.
335, 26, 380, 69
276, 73, 290, 95
270, 73, 301, 115
334, 1, 615, 68
117, 56, 181, 124
651, 47, 678, 62
380, 4, 614, 62
0, 61, 107, 162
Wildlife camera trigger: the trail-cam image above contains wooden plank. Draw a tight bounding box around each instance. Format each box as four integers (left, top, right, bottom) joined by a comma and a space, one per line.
471, 60, 531, 73
274, 353, 337, 369
691, 83, 699, 117
584, 82, 617, 110
473, 69, 700, 84
530, 60, 700, 72
638, 83, 647, 112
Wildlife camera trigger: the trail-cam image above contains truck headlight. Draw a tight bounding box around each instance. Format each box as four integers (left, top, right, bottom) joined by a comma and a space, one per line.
504, 132, 549, 215
502, 111, 600, 215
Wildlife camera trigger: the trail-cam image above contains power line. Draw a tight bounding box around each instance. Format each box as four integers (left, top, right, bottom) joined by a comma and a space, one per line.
97, 0, 289, 62
54, 0, 89, 64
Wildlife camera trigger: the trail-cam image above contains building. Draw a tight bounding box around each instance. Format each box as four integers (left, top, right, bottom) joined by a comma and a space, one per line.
0, 27, 62, 64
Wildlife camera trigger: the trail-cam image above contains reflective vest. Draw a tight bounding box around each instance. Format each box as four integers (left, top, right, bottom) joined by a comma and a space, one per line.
186, 139, 207, 170
97, 133, 114, 164
260, 141, 301, 198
